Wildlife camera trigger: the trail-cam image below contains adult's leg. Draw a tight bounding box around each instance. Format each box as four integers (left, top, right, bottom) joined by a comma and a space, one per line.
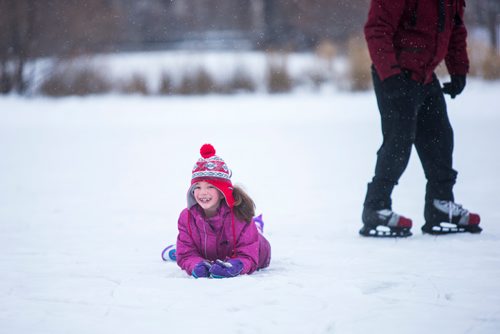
364, 69, 422, 210
413, 75, 457, 203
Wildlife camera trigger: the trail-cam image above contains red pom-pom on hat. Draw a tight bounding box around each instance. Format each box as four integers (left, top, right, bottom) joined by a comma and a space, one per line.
200, 144, 216, 158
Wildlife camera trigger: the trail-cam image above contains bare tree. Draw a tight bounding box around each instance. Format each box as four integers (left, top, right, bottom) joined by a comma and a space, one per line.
468, 0, 500, 52
483, 0, 500, 52
0, 0, 37, 93
261, 0, 370, 49
33, 0, 125, 56
1, 0, 126, 94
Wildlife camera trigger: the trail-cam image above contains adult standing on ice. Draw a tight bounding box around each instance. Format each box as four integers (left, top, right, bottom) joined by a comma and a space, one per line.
360, 0, 482, 237
172, 144, 271, 278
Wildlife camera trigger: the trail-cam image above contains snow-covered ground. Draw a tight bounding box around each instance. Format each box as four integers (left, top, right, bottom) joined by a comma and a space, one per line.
1, 80, 500, 334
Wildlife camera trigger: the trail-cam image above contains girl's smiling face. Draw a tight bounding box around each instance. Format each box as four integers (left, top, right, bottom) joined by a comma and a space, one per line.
193, 181, 222, 216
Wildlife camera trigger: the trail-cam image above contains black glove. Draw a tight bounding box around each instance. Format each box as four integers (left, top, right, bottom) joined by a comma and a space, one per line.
442, 75, 466, 99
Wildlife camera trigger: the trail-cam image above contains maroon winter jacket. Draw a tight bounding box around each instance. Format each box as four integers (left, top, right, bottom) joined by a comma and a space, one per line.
364, 0, 469, 84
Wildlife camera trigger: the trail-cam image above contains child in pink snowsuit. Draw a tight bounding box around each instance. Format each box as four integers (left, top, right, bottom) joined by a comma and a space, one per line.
175, 144, 271, 278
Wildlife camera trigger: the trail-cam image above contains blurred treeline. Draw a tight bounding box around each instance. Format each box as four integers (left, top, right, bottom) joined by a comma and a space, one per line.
1, 0, 499, 96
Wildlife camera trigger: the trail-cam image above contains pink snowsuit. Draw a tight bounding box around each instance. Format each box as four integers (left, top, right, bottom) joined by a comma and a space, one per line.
176, 202, 271, 276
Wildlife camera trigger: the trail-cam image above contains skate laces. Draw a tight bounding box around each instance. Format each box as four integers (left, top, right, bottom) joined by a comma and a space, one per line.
377, 209, 400, 227
435, 200, 469, 222
377, 209, 392, 217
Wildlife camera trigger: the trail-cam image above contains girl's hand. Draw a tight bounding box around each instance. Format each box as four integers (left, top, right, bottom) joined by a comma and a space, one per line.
191, 261, 212, 278
209, 259, 243, 278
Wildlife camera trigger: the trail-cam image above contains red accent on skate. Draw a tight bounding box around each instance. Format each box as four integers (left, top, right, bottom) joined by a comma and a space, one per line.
398, 216, 413, 228
468, 213, 480, 225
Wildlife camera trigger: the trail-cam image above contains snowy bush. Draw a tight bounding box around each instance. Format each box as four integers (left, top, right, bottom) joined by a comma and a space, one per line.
265, 53, 293, 93
346, 35, 372, 91
225, 67, 256, 93
158, 72, 174, 95
482, 51, 500, 80
31, 49, 378, 97
39, 61, 112, 96
176, 68, 218, 95
118, 73, 150, 95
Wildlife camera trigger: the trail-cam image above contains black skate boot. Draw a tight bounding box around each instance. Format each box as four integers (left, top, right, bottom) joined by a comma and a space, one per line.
422, 200, 482, 235
360, 207, 413, 237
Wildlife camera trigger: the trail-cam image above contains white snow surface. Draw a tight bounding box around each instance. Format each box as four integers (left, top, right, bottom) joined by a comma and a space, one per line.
1, 81, 500, 334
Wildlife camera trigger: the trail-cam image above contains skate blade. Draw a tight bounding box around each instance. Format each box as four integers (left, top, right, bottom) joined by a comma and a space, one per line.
422, 222, 482, 235
359, 225, 412, 238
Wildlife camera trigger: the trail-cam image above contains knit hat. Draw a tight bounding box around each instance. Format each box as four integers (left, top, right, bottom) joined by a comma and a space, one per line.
187, 144, 235, 208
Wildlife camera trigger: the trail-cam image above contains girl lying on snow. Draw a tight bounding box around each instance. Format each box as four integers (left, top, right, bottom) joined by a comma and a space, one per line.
162, 144, 271, 279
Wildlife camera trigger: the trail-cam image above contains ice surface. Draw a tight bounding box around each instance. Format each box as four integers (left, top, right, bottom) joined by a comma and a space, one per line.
1, 80, 500, 334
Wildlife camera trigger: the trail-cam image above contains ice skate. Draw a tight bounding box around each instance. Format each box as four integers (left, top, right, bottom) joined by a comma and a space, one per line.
360, 207, 413, 237
422, 200, 481, 235
253, 214, 264, 234
161, 244, 177, 261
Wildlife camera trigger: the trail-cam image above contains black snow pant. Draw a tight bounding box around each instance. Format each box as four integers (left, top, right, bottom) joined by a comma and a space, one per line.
364, 67, 457, 210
